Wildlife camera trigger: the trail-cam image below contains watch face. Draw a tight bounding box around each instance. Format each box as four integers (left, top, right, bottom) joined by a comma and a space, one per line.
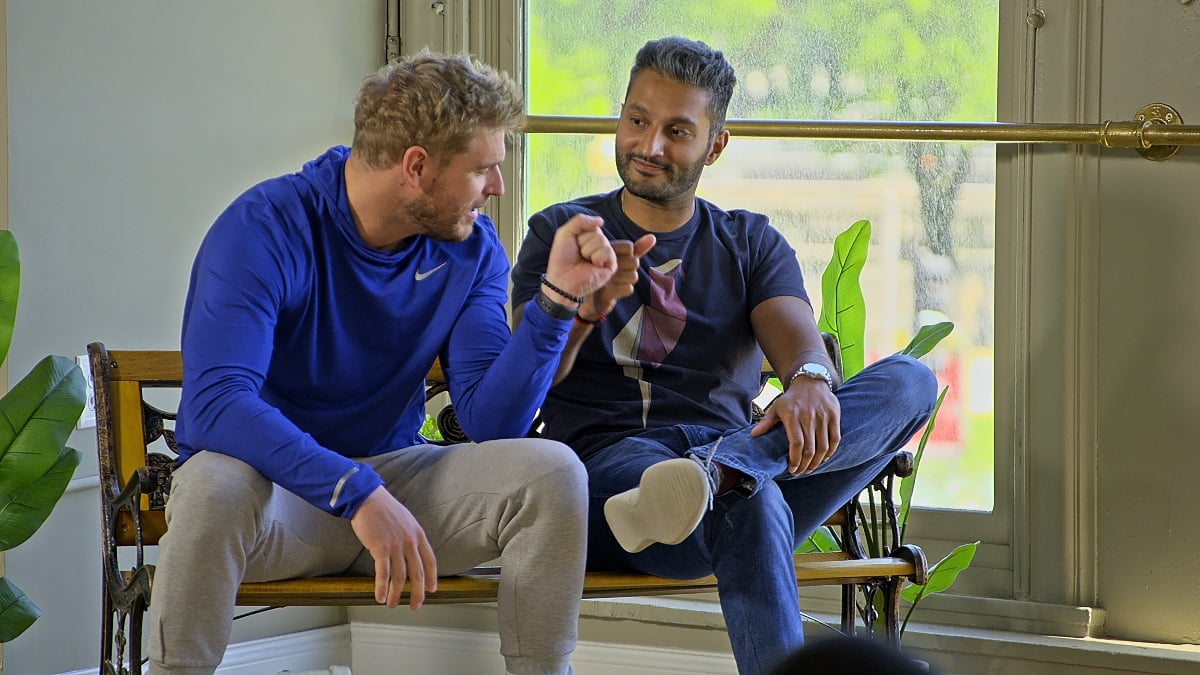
803, 363, 830, 377
795, 362, 834, 391
790, 362, 834, 391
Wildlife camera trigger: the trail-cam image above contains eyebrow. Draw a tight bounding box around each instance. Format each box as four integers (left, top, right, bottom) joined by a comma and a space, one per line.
624, 102, 700, 129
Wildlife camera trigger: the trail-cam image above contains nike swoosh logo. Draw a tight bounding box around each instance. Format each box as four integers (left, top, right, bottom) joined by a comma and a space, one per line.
414, 262, 448, 281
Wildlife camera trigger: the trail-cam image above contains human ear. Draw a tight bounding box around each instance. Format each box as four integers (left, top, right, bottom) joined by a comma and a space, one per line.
706, 128, 730, 165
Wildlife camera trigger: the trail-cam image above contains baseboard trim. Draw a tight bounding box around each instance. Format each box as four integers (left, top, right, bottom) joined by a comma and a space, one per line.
60, 616, 1200, 675
58, 625, 352, 675
216, 624, 351, 674
351, 622, 738, 675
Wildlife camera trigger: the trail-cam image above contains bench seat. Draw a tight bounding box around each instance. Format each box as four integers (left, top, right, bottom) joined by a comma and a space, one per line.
89, 342, 926, 675
231, 552, 921, 606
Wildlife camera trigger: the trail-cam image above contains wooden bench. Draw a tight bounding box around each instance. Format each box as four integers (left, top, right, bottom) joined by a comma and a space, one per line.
88, 341, 927, 674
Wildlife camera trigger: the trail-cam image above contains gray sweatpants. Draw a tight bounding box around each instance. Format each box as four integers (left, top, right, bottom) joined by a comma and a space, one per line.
148, 439, 587, 675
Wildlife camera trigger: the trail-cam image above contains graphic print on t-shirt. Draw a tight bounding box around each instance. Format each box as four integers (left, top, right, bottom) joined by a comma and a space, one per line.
612, 258, 687, 426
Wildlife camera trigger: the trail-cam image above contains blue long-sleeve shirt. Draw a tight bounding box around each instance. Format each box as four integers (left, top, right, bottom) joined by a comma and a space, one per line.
176, 146, 571, 518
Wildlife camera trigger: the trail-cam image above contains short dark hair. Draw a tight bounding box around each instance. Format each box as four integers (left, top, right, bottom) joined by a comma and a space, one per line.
627, 36, 737, 135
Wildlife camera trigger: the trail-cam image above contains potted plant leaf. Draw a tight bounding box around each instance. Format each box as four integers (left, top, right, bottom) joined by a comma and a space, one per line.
0, 229, 87, 642
794, 219, 978, 637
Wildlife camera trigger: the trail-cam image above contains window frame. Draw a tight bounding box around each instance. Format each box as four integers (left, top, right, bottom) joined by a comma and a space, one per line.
399, 0, 1106, 630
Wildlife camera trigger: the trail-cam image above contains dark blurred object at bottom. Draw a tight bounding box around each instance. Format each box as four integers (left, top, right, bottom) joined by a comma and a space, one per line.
768, 635, 938, 675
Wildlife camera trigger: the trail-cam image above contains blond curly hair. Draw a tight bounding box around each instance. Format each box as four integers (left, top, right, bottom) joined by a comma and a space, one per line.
352, 50, 524, 169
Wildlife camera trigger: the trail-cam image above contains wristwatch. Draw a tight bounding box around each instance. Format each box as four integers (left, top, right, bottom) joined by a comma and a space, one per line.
788, 362, 835, 392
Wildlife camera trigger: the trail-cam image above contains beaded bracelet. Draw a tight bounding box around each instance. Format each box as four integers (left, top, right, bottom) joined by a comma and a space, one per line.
539, 273, 585, 304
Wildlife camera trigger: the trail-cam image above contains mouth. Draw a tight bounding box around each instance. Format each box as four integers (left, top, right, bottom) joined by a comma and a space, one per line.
629, 155, 667, 175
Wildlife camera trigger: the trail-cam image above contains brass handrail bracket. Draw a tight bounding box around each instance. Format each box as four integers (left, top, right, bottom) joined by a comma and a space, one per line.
1133, 102, 1183, 161
1101, 103, 1184, 160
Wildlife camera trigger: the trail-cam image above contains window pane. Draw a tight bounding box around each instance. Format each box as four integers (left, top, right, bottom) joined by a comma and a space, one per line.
527, 1, 999, 511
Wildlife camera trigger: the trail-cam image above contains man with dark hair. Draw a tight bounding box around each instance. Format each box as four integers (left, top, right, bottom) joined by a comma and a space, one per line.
151, 51, 616, 675
512, 36, 937, 674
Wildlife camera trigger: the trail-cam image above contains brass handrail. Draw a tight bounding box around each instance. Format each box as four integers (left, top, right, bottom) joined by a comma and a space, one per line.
527, 102, 1194, 161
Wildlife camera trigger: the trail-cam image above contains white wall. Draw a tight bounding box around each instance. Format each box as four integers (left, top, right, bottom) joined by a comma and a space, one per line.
3, 2, 384, 673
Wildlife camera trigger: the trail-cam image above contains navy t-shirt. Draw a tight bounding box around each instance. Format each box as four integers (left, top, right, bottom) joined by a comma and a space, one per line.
512, 189, 809, 459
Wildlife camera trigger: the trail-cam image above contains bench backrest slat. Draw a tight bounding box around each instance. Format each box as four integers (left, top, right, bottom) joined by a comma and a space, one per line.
93, 349, 182, 547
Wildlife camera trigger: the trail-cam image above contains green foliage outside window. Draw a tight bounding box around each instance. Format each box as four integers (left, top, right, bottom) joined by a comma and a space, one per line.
527, 0, 998, 209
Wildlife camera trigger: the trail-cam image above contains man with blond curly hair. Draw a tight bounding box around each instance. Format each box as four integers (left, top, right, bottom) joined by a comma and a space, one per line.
151, 51, 616, 675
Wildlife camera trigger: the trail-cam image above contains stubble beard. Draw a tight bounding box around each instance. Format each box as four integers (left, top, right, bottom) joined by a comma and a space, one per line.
405, 185, 474, 243
616, 152, 707, 206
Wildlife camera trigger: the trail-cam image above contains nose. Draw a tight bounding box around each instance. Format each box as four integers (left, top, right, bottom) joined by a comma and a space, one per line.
486, 165, 504, 197
638, 127, 666, 158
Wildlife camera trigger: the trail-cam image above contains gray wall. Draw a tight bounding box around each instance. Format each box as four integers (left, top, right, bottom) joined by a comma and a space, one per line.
1093, 0, 1200, 644
3, 2, 384, 672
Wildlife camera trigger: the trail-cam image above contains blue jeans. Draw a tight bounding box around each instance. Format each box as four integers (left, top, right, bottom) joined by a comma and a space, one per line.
582, 354, 938, 675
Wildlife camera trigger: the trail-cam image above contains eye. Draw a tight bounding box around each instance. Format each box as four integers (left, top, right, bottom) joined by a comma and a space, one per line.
670, 126, 692, 138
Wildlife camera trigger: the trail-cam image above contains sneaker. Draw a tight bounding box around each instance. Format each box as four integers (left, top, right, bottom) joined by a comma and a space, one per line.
604, 458, 712, 553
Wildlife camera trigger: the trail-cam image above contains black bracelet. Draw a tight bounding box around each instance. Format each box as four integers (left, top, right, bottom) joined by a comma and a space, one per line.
539, 274, 585, 304
534, 290, 578, 320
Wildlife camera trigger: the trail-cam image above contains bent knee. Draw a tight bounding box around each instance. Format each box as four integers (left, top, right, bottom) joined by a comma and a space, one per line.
539, 439, 588, 490
509, 438, 585, 479
169, 451, 271, 515
519, 439, 588, 508
864, 354, 939, 413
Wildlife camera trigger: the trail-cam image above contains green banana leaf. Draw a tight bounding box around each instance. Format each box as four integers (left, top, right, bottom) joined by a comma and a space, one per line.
0, 230, 87, 643
900, 541, 979, 635
903, 541, 980, 602
806, 222, 974, 638
0, 355, 86, 551
0, 577, 40, 643
803, 220, 975, 638
0, 232, 18, 365
797, 525, 841, 554
817, 220, 870, 379
898, 385, 949, 539
900, 321, 954, 360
